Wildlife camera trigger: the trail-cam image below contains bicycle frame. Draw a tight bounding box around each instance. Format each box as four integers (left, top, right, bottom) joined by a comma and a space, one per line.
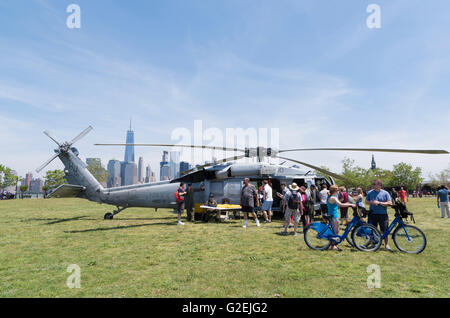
381, 216, 412, 241
313, 214, 366, 245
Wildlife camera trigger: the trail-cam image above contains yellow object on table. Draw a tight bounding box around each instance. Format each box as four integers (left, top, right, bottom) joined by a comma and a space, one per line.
217, 204, 241, 209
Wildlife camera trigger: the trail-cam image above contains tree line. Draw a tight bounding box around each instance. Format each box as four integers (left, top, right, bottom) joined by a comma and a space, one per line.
2, 159, 449, 196
1, 159, 108, 196
317, 158, 450, 191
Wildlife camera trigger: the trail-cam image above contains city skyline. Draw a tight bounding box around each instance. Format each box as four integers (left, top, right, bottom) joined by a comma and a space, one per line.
4, 122, 204, 189
4, 119, 446, 188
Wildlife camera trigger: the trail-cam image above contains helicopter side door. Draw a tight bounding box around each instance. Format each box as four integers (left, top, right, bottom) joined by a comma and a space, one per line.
223, 179, 242, 204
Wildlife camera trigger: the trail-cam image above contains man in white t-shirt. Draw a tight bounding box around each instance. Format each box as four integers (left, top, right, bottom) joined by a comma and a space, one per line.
319, 184, 329, 216
262, 180, 273, 223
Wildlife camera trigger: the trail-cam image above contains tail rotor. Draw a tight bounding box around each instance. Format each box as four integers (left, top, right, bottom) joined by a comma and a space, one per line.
36, 126, 93, 173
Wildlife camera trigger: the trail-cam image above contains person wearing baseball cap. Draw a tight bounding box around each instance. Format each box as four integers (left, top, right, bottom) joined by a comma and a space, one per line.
282, 183, 302, 236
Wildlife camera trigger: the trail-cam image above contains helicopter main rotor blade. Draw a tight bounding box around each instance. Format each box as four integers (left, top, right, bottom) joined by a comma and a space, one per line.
278, 148, 449, 155
181, 154, 246, 176
70, 126, 93, 146
95, 143, 244, 152
276, 156, 348, 181
36, 153, 59, 173
43, 130, 61, 147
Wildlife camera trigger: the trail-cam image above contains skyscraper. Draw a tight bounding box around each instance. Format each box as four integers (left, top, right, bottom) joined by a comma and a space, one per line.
138, 156, 144, 183
30, 178, 43, 193
23, 172, 32, 189
120, 120, 138, 185
107, 159, 121, 188
145, 164, 156, 183
160, 151, 170, 181
180, 161, 190, 175
169, 151, 180, 179
124, 120, 135, 163
162, 151, 169, 162
121, 162, 138, 186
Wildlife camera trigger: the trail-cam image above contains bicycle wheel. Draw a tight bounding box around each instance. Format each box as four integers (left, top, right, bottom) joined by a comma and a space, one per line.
304, 224, 331, 251
345, 234, 354, 247
351, 223, 382, 252
347, 220, 369, 247
393, 224, 427, 254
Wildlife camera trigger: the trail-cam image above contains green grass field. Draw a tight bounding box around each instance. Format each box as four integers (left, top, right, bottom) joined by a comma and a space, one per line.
0, 197, 449, 298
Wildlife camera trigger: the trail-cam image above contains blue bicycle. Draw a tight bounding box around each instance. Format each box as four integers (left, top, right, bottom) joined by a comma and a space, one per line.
349, 199, 427, 253
304, 209, 382, 252
382, 199, 427, 254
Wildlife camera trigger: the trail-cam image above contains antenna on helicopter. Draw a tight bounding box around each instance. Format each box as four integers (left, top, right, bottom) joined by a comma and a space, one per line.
36, 126, 93, 173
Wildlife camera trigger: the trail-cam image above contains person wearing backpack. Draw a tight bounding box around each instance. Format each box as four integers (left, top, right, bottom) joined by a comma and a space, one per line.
276, 182, 294, 228
282, 183, 303, 236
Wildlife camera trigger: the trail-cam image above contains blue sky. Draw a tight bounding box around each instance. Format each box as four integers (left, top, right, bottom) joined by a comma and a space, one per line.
1, 0, 449, 180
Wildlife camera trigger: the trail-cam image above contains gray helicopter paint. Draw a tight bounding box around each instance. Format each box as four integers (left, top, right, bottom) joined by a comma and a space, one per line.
59, 150, 104, 203
58, 148, 181, 208
57, 147, 331, 212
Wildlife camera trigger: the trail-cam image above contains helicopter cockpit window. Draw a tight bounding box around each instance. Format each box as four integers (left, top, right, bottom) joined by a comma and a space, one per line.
210, 181, 224, 196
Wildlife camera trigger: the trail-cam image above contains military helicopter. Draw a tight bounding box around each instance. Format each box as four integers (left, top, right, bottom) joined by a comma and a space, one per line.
37, 126, 448, 220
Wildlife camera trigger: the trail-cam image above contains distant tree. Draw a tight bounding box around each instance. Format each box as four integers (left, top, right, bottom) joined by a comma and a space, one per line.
42, 185, 50, 198
340, 158, 369, 189
0, 164, 19, 190
19, 185, 28, 199
428, 163, 450, 188
366, 168, 393, 189
336, 158, 391, 190
86, 159, 108, 183
388, 162, 423, 191
44, 170, 67, 190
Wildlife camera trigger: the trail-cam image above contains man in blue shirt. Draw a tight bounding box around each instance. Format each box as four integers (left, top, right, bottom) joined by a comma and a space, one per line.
365, 179, 393, 251
437, 185, 450, 218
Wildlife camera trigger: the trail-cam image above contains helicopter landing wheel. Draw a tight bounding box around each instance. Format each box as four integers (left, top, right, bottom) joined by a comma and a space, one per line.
104, 212, 113, 220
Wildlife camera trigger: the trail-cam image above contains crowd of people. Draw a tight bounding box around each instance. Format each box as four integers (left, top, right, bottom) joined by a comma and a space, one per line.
1, 191, 16, 200
172, 179, 448, 251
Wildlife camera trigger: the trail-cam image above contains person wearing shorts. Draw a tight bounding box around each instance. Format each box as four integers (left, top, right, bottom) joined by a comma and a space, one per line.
282, 183, 302, 236
262, 180, 273, 223
327, 185, 356, 251
240, 178, 260, 228
319, 184, 329, 216
365, 179, 393, 251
